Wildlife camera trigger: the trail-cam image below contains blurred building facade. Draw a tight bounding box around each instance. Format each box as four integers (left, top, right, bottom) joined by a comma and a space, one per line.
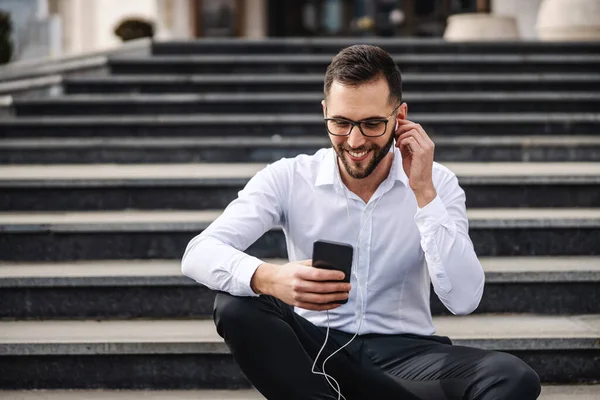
0, 0, 490, 60
1, 0, 586, 62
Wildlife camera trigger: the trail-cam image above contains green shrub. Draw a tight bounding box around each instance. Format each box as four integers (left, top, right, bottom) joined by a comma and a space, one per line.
0, 10, 14, 64
114, 17, 155, 42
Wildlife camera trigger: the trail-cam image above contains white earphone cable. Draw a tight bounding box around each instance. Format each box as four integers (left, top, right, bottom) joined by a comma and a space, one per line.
311, 162, 384, 399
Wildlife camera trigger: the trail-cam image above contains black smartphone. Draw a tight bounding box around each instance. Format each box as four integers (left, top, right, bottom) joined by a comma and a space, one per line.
312, 240, 354, 304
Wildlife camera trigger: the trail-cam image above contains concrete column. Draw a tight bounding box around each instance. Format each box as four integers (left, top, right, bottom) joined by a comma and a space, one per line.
491, 0, 543, 40
155, 0, 193, 40
243, 0, 267, 38
69, 0, 97, 54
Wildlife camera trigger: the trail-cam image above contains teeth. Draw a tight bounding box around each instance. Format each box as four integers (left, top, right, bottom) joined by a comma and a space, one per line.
349, 150, 368, 158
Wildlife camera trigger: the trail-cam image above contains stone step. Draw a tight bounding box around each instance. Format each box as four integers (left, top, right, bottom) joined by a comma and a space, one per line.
4, 386, 600, 400
108, 54, 600, 75
151, 37, 600, 55
2, 136, 599, 164
1, 113, 599, 137
0, 390, 264, 400
0, 209, 599, 261
1, 162, 599, 211
1, 257, 598, 319
13, 92, 600, 116
62, 73, 600, 95
1, 315, 599, 388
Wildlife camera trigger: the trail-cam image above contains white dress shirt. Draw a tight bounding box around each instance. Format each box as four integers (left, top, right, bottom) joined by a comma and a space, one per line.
181, 146, 485, 336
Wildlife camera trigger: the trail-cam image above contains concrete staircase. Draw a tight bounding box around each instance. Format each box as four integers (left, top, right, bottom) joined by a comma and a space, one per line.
0, 38, 599, 398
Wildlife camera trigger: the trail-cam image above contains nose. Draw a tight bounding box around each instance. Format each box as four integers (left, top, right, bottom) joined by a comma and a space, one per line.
346, 124, 367, 149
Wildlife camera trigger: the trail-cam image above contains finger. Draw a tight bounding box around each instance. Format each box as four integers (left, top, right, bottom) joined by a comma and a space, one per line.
399, 129, 434, 153
294, 280, 352, 294
395, 125, 421, 140
399, 125, 434, 152
296, 259, 312, 266
297, 266, 346, 282
414, 123, 429, 139
398, 128, 422, 142
400, 137, 423, 157
398, 130, 426, 152
294, 291, 349, 305
399, 141, 413, 156
395, 121, 420, 134
397, 128, 425, 147
397, 122, 429, 141
396, 118, 415, 127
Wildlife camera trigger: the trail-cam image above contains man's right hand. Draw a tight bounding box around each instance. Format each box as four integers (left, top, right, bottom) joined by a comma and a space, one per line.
251, 260, 351, 311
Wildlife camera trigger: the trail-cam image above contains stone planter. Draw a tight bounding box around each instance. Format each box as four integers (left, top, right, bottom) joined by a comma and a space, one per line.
537, 0, 600, 41
444, 13, 520, 41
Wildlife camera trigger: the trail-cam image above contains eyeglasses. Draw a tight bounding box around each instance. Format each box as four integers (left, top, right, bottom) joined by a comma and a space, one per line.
324, 104, 401, 138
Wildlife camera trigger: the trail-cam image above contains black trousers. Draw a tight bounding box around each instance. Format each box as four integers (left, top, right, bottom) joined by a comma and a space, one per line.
214, 292, 541, 400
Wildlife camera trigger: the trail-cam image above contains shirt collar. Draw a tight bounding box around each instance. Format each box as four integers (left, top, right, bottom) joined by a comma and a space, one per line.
315, 146, 410, 188
389, 146, 410, 187
315, 147, 336, 187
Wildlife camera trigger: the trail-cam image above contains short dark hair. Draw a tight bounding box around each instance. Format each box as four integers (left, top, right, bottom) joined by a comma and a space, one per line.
324, 44, 402, 105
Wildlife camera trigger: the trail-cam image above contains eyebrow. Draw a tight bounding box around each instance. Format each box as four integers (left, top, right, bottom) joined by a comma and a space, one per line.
329, 114, 387, 121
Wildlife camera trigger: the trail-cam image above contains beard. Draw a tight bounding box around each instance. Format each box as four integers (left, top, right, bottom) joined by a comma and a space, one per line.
332, 132, 395, 179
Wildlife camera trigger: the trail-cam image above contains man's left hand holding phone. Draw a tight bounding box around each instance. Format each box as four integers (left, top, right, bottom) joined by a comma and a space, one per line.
250, 240, 354, 311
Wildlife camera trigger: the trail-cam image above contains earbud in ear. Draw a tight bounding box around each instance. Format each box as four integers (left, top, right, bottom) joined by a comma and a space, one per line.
394, 120, 399, 131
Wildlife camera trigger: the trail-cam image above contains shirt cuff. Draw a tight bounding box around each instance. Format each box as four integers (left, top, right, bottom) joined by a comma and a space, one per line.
414, 195, 451, 235
232, 255, 265, 297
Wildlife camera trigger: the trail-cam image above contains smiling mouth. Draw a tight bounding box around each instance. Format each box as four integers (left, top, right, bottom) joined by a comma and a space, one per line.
347, 149, 370, 161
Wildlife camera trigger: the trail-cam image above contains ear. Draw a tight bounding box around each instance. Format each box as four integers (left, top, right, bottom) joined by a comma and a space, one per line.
398, 102, 408, 119
321, 100, 327, 118
395, 102, 408, 132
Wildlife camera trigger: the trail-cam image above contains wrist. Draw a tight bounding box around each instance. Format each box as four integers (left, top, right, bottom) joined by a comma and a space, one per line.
413, 183, 437, 208
250, 263, 278, 295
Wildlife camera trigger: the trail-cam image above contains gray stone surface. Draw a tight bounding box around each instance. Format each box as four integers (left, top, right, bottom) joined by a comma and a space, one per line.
2, 228, 598, 261
2, 162, 599, 183
148, 37, 600, 54
0, 390, 265, 399
2, 135, 600, 164
2, 209, 600, 232
13, 92, 600, 115
1, 163, 599, 210
108, 54, 600, 76
2, 112, 599, 125
1, 112, 599, 137
62, 73, 600, 96
2, 257, 598, 284
2, 386, 600, 399
64, 72, 600, 85
1, 257, 598, 318
2, 36, 599, 391
1, 181, 598, 210
1, 315, 598, 356
108, 53, 600, 64
1, 210, 599, 261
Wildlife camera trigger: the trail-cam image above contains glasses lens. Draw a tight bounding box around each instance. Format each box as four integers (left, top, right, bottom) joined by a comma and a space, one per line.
326, 119, 352, 136
360, 121, 386, 137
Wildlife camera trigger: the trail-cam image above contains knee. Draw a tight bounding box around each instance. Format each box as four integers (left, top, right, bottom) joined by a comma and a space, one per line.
213, 292, 254, 336
213, 292, 277, 336
481, 352, 541, 399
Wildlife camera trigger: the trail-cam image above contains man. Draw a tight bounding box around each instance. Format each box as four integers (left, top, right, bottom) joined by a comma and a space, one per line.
181, 45, 541, 400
